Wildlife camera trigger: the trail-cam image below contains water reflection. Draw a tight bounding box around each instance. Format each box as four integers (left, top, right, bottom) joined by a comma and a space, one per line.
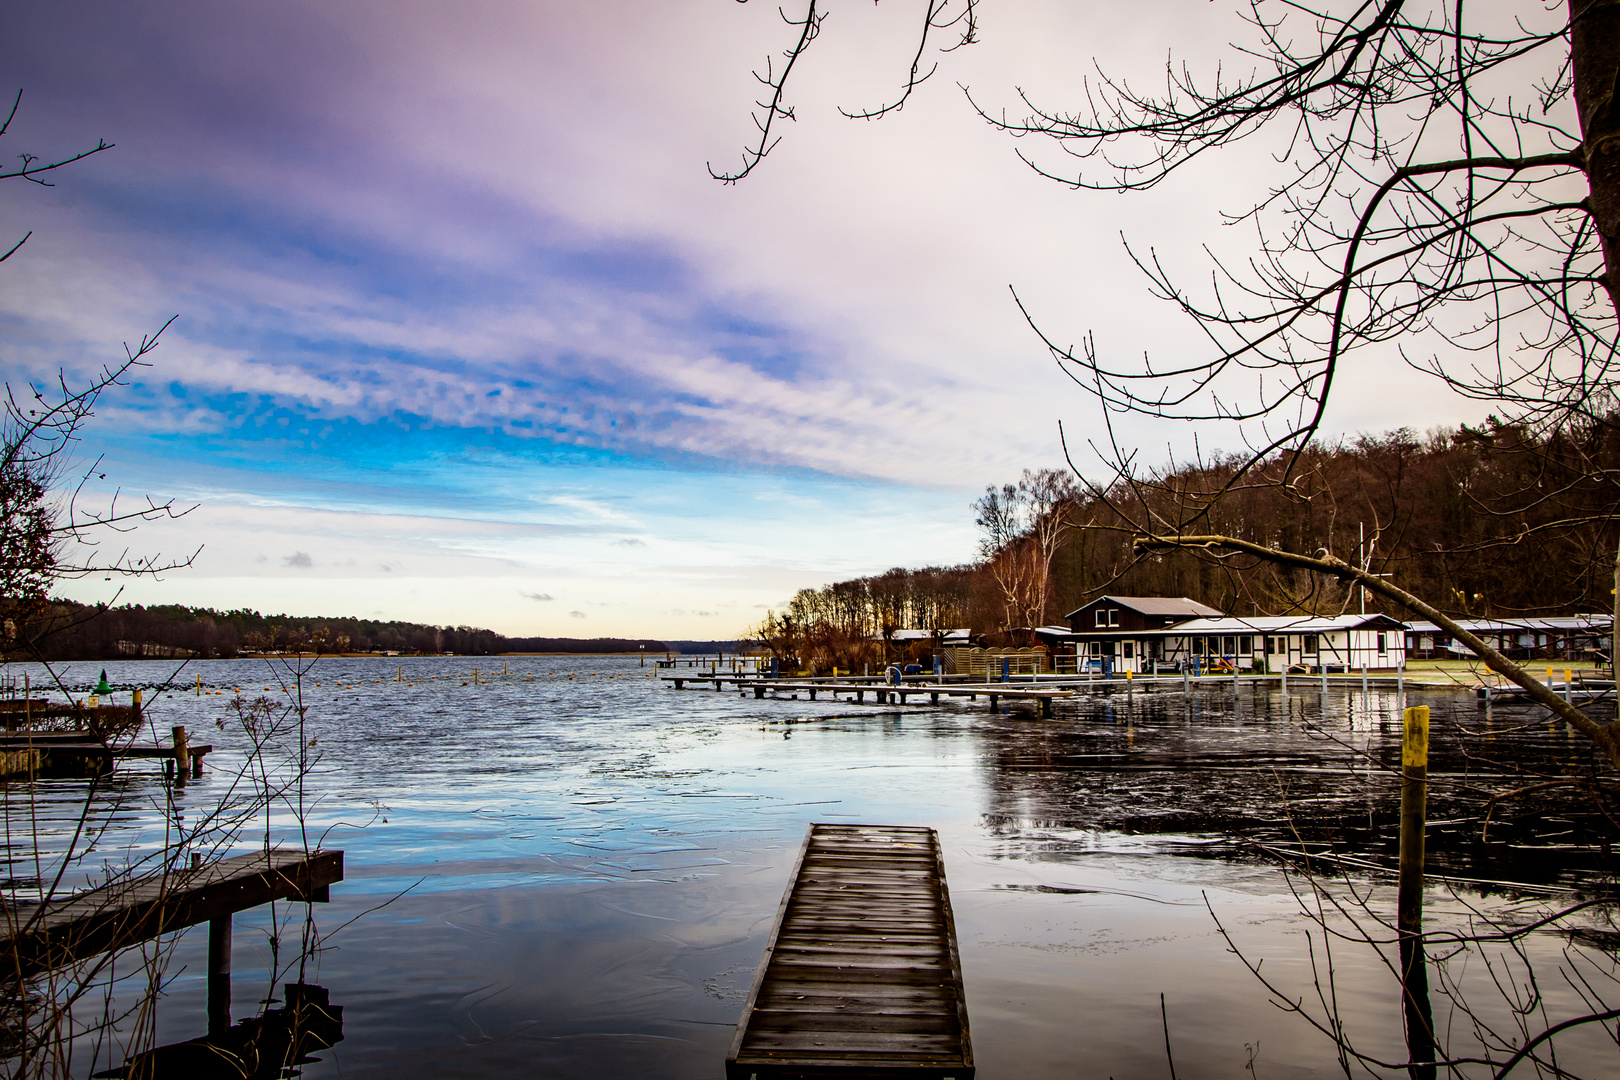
2, 656, 1615, 1078
94, 983, 342, 1080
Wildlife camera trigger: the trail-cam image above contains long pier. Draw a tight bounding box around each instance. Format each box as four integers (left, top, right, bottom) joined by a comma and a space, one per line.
667, 668, 1454, 716
728, 823, 972, 1079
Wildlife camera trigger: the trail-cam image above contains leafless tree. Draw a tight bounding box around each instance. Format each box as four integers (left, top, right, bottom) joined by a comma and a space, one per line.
717, 0, 1620, 764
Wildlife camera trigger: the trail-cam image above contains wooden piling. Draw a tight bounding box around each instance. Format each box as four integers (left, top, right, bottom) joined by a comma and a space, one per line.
208, 915, 232, 1035
1398, 704, 1436, 1080
172, 726, 190, 778
1398, 705, 1428, 931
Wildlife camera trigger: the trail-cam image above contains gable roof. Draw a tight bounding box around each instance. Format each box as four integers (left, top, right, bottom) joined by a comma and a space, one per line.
1064, 596, 1225, 620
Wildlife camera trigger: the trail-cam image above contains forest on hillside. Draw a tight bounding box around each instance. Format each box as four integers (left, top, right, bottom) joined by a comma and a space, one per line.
756, 419, 1619, 668
8, 599, 667, 661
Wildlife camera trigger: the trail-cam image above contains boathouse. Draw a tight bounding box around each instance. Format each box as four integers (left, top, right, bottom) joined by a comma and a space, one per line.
1403, 615, 1612, 661
1039, 597, 1408, 674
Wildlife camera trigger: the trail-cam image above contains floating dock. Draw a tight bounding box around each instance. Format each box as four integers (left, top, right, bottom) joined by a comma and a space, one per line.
727, 823, 973, 1079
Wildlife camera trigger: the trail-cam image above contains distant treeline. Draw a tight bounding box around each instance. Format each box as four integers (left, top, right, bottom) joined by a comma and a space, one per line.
11, 599, 667, 661
760, 419, 1620, 669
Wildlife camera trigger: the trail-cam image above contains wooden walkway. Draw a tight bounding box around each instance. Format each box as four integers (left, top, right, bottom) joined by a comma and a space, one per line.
2, 848, 342, 977
0, 728, 214, 778
727, 824, 973, 1079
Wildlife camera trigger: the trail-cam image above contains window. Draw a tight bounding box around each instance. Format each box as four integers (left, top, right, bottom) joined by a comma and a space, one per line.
1238, 635, 1252, 654
1265, 636, 1278, 654
1377, 632, 1388, 654
1095, 609, 1106, 627
1121, 641, 1135, 659
1146, 639, 1161, 659
1107, 608, 1120, 627
1221, 636, 1235, 655
1089, 641, 1102, 656
1303, 634, 1318, 654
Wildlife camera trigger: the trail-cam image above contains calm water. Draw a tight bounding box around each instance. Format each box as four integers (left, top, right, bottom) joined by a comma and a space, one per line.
5, 656, 1617, 1078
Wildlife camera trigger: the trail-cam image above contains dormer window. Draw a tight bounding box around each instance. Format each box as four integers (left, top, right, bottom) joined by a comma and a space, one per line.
1108, 609, 1119, 627
1095, 609, 1106, 627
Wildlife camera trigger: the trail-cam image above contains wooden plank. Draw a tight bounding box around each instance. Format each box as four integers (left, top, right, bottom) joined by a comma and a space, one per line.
727, 824, 973, 1079
1, 848, 342, 977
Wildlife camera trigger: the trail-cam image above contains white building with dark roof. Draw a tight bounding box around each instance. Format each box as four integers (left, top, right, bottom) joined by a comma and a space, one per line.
1038, 596, 1406, 674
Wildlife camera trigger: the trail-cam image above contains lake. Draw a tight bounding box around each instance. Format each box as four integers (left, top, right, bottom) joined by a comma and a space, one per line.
4, 655, 1616, 1078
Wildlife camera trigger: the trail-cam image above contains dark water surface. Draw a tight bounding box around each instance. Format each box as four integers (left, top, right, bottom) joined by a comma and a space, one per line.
6, 656, 1617, 1078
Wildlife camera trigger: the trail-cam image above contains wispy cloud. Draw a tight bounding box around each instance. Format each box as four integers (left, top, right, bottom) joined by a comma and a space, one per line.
283, 551, 314, 568
519, 590, 554, 602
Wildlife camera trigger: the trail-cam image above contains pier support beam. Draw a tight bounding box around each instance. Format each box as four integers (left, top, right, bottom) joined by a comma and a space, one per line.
208, 916, 232, 1036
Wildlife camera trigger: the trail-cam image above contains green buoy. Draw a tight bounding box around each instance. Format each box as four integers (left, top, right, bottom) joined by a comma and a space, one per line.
94, 669, 113, 695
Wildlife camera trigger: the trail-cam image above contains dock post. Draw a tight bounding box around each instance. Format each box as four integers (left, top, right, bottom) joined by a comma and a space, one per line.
132, 687, 142, 718
1183, 667, 1189, 694
1280, 664, 1287, 695
172, 727, 190, 778
1321, 663, 1328, 696
1362, 660, 1369, 698
1398, 705, 1435, 1079
1041, 696, 1052, 719
208, 914, 232, 1036
1397, 666, 1403, 709
988, 694, 998, 712
1565, 668, 1573, 704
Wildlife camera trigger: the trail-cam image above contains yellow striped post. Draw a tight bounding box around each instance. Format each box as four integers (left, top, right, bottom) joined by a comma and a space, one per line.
1398, 705, 1435, 1079
1398, 704, 1429, 930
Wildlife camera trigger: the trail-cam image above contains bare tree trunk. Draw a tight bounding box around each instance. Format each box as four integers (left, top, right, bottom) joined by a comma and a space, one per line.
1571, 0, 1620, 310
1569, 0, 1620, 677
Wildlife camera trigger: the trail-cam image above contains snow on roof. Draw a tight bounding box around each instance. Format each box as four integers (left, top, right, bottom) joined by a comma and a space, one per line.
1405, 616, 1611, 634
1064, 596, 1225, 619
1043, 613, 1406, 636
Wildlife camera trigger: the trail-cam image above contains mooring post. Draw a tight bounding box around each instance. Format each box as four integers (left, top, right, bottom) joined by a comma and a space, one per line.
1321, 662, 1328, 696
1280, 662, 1287, 695
172, 726, 190, 778
1398, 704, 1435, 1079
1362, 659, 1369, 698
1565, 668, 1573, 704
1397, 666, 1403, 709
208, 914, 232, 1036
1183, 666, 1190, 694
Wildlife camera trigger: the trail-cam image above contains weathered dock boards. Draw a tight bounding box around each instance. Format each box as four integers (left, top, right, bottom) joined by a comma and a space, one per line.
728, 824, 973, 1079
2, 848, 342, 977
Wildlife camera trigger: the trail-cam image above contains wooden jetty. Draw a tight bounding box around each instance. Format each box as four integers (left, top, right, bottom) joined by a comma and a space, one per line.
0, 726, 213, 779
2, 848, 342, 978
727, 823, 973, 1079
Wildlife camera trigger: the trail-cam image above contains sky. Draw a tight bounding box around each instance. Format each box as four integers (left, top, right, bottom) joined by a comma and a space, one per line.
2, 1, 1503, 638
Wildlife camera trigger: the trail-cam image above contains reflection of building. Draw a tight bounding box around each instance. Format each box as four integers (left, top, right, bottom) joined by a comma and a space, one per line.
1037, 596, 1407, 674
1404, 616, 1613, 661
